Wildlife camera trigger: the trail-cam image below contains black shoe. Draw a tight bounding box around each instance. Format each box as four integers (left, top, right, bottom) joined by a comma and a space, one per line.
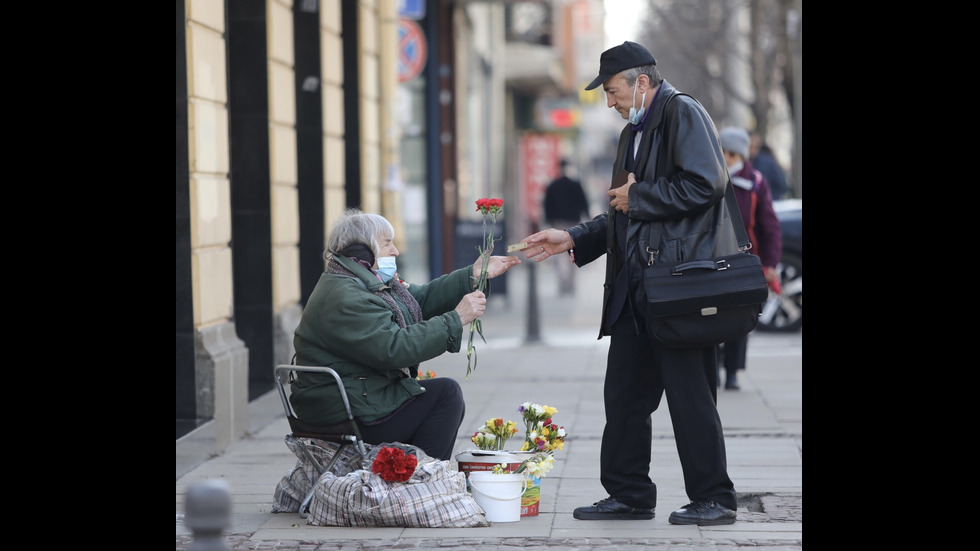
725, 373, 739, 390
668, 500, 736, 526
573, 497, 655, 520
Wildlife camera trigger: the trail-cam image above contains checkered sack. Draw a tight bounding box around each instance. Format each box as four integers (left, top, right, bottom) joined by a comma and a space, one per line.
272, 435, 368, 513
306, 443, 489, 527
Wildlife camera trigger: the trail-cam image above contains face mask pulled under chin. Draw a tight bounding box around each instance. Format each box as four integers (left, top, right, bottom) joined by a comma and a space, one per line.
376, 256, 397, 283
629, 85, 647, 125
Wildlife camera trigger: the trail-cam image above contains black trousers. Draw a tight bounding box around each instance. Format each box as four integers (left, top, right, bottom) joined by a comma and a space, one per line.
356, 377, 465, 461
719, 335, 748, 374
600, 306, 737, 510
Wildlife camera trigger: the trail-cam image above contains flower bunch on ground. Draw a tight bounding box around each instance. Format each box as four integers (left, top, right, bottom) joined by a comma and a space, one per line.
471, 417, 519, 451
371, 446, 418, 483
490, 453, 555, 478
518, 402, 566, 452
466, 198, 504, 379
482, 402, 567, 482
415, 369, 436, 380
516, 453, 555, 478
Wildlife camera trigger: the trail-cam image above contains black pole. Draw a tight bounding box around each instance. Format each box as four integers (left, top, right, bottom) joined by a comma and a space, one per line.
525, 222, 541, 343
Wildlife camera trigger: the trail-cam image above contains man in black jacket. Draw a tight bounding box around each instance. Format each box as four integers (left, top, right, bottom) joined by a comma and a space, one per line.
518, 41, 738, 526
543, 158, 591, 295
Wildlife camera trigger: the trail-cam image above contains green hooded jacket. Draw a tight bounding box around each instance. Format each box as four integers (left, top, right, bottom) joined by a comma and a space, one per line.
290, 255, 472, 425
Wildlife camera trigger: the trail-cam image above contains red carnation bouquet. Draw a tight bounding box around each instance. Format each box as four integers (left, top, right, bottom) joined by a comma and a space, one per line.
371, 446, 418, 483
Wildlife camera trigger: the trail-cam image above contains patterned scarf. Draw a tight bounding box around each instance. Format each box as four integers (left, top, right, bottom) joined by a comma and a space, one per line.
326, 258, 423, 377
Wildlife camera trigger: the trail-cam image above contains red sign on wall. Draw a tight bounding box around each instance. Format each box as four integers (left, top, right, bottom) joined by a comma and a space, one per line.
520, 133, 561, 227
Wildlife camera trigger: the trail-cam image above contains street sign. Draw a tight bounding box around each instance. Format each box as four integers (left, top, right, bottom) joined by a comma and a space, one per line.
398, 19, 427, 83
398, 0, 425, 20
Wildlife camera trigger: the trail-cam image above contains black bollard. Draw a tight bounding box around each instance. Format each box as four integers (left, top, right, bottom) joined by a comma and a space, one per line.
525, 223, 541, 343
184, 479, 231, 551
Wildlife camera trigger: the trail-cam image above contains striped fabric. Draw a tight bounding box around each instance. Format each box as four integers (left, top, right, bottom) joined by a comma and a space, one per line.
273, 437, 490, 527
308, 452, 490, 527
272, 435, 367, 514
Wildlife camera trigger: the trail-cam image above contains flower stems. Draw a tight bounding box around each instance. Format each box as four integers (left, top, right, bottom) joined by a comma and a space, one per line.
466, 206, 500, 379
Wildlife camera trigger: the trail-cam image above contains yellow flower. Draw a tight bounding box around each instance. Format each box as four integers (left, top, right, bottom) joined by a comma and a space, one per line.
471, 417, 519, 450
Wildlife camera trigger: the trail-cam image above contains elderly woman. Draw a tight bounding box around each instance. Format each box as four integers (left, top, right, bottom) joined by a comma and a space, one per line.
291, 208, 520, 460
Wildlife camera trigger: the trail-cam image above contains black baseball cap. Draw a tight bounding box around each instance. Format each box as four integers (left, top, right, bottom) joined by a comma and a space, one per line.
585, 41, 657, 91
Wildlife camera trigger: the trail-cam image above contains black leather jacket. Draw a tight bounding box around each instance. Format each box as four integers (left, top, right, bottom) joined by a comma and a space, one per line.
566, 81, 740, 337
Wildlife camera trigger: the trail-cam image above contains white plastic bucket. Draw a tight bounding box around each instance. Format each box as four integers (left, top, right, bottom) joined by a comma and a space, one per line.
467, 471, 528, 522
456, 450, 541, 517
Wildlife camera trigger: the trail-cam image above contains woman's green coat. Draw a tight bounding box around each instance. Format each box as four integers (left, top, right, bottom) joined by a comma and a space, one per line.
291, 255, 473, 425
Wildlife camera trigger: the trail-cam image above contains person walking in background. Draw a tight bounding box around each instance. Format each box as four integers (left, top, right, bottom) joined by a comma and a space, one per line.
717, 127, 783, 390
518, 41, 738, 526
290, 209, 519, 460
749, 132, 788, 200
543, 158, 591, 295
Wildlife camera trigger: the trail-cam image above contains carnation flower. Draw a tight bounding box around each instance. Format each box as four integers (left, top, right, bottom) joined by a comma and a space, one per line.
466, 198, 504, 379
371, 446, 418, 483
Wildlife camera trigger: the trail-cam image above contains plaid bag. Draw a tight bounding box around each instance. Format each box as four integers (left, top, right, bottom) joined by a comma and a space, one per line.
306, 444, 489, 527
272, 435, 367, 513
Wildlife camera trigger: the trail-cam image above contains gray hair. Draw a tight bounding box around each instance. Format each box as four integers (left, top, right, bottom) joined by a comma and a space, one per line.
324, 208, 394, 261
623, 64, 662, 88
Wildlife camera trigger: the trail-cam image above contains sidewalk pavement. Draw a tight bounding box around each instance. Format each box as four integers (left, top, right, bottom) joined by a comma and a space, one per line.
177, 259, 802, 550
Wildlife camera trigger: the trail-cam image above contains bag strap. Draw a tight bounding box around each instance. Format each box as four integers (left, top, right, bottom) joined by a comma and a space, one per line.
724, 180, 752, 251
642, 93, 752, 261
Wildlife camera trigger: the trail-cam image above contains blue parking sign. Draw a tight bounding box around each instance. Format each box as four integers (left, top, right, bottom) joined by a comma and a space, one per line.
399, 0, 425, 20
398, 19, 427, 83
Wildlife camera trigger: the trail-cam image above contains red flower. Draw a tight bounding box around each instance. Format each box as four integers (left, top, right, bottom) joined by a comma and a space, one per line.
371, 446, 418, 483
467, 197, 504, 379
475, 198, 504, 215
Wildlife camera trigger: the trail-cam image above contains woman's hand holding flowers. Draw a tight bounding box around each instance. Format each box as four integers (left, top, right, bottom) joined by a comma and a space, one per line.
455, 291, 487, 325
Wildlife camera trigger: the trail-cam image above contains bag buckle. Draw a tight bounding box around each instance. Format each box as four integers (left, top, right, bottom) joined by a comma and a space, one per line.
646, 246, 659, 266
715, 259, 731, 271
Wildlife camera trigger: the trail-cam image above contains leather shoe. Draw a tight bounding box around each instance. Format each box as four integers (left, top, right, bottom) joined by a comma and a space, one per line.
668, 500, 736, 525
725, 373, 739, 390
573, 497, 654, 520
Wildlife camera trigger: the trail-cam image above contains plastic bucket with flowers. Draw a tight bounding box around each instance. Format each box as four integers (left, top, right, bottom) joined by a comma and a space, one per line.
455, 450, 541, 517
456, 403, 566, 517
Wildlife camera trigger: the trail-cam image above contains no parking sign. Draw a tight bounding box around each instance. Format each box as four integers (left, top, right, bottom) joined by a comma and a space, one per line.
398, 19, 427, 83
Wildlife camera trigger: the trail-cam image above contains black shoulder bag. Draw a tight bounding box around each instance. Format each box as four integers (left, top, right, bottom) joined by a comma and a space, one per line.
642, 95, 769, 348
643, 184, 769, 348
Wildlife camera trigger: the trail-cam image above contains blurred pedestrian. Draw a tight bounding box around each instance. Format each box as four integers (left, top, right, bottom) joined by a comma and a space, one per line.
543, 158, 591, 295
717, 127, 783, 390
749, 132, 788, 200
517, 41, 738, 526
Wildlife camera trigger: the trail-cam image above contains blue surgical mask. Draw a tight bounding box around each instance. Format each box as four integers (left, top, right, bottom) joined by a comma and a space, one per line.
629, 85, 646, 126
377, 256, 397, 283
